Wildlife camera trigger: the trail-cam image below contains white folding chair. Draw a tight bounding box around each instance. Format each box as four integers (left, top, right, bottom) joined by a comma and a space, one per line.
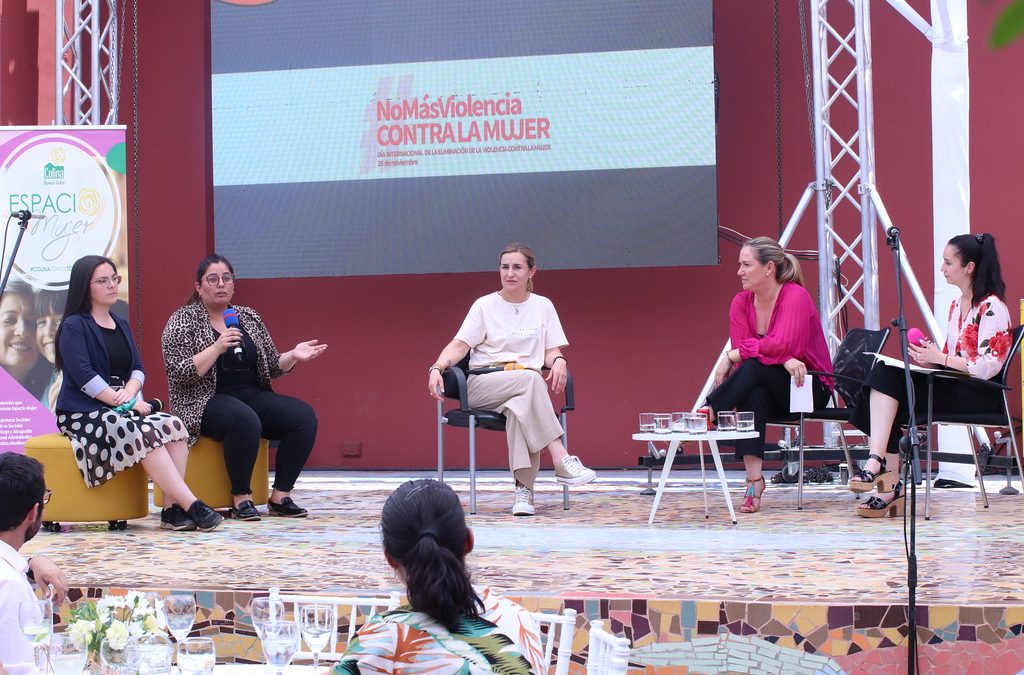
585, 619, 631, 674
268, 587, 402, 661
529, 608, 578, 675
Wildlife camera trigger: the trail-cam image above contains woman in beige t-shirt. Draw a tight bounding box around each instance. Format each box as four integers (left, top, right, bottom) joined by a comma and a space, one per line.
427, 243, 597, 516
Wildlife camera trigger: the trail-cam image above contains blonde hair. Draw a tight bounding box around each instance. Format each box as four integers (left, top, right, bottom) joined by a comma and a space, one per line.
743, 237, 803, 286
498, 242, 536, 293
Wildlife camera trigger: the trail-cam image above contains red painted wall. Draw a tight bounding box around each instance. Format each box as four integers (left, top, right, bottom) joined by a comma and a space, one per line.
4, 1, 1022, 469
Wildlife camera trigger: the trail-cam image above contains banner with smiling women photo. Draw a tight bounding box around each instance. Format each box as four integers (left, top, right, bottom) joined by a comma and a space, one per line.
0, 126, 129, 454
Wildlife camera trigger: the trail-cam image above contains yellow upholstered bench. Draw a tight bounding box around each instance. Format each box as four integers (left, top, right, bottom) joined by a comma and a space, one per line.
23, 433, 149, 531
153, 436, 270, 509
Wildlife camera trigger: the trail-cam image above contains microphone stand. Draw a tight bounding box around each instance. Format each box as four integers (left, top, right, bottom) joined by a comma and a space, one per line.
886, 226, 919, 674
0, 212, 32, 301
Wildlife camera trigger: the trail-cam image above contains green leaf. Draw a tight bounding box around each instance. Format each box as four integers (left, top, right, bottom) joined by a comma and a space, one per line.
992, 0, 1024, 48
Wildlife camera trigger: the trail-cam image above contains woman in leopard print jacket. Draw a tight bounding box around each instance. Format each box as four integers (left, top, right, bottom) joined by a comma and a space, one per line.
161, 254, 327, 520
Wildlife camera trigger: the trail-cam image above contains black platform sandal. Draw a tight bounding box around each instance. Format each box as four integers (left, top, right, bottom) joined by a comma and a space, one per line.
849, 453, 896, 494
857, 481, 905, 518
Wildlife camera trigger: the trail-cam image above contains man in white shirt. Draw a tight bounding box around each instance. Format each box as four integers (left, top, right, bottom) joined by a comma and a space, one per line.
0, 453, 69, 674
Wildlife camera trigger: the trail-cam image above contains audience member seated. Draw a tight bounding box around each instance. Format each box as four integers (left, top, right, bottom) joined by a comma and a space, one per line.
706, 237, 832, 513
0, 453, 69, 672
848, 233, 1011, 517
162, 254, 325, 521
333, 479, 546, 673
54, 255, 222, 532
426, 243, 595, 517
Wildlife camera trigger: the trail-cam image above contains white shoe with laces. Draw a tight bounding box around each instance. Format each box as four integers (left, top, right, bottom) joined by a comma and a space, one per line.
555, 455, 597, 486
512, 485, 535, 516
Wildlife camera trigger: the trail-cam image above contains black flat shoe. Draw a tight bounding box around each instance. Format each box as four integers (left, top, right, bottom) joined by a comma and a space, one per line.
228, 499, 261, 521
267, 497, 308, 518
934, 478, 973, 489
160, 505, 197, 531
187, 499, 225, 532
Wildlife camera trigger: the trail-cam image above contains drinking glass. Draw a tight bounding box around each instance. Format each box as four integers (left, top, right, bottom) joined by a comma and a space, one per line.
653, 413, 672, 434
50, 632, 87, 675
670, 412, 687, 432
163, 594, 197, 642
177, 637, 216, 675
125, 634, 174, 675
249, 597, 286, 639
685, 412, 708, 435
19, 598, 52, 671
737, 411, 755, 432
638, 413, 656, 433
299, 604, 337, 669
717, 411, 737, 431
100, 637, 135, 675
261, 620, 299, 675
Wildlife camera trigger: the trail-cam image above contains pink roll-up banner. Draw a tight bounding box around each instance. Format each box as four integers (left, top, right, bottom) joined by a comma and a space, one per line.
0, 126, 129, 454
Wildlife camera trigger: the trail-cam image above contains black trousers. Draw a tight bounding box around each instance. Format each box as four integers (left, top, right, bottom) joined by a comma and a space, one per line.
848, 362, 1001, 456
200, 389, 318, 495
706, 359, 830, 459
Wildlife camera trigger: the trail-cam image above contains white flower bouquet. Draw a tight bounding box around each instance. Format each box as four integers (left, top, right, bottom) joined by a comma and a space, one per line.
67, 592, 163, 663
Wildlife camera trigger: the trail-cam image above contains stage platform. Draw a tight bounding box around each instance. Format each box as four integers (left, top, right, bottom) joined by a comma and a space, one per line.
23, 469, 1024, 674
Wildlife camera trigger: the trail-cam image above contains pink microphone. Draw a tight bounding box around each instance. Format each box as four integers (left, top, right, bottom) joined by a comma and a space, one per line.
907, 327, 926, 347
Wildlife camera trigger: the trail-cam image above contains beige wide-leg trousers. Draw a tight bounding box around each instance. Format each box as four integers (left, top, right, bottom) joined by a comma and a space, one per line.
467, 369, 565, 490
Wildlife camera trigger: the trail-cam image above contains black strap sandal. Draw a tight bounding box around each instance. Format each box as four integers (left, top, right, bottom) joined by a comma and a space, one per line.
849, 454, 896, 493
858, 481, 905, 518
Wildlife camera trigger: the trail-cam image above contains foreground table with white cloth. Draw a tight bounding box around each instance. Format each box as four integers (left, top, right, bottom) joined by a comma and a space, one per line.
634, 430, 760, 525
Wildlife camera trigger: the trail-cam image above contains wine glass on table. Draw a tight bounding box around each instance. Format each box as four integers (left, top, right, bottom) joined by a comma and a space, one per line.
163, 594, 197, 665
261, 620, 299, 675
19, 598, 53, 671
249, 596, 286, 639
299, 604, 337, 669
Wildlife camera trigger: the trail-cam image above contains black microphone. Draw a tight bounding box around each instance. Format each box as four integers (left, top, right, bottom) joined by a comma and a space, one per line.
148, 398, 163, 413
10, 210, 43, 220
223, 308, 244, 359
887, 226, 901, 239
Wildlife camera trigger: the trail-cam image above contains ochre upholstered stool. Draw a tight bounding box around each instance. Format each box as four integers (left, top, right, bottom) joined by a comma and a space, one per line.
153, 436, 270, 509
23, 433, 149, 531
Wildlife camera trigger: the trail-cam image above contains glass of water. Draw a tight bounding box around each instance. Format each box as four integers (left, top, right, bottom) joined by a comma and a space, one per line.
299, 604, 337, 669
50, 632, 87, 675
717, 411, 737, 431
670, 412, 687, 432
19, 598, 52, 671
261, 620, 299, 675
737, 411, 755, 432
250, 596, 286, 639
177, 637, 216, 675
638, 412, 656, 433
126, 634, 174, 674
653, 413, 672, 434
685, 412, 708, 435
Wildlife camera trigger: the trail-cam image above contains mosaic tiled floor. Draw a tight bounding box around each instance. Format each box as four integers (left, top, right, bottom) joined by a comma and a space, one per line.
24, 470, 1024, 673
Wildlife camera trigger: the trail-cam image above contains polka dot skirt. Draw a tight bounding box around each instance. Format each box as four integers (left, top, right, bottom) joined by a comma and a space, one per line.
57, 409, 188, 488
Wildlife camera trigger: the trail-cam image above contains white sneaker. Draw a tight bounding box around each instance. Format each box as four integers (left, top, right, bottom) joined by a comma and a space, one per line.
512, 485, 535, 516
555, 455, 597, 486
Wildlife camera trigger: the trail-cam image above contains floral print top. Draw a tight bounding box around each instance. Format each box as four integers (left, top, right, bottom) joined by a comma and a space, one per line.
946, 294, 1012, 380
332, 587, 545, 674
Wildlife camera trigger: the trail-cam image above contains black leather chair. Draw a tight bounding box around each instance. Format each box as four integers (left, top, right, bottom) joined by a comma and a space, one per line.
436, 355, 575, 514
768, 327, 890, 508
923, 324, 1024, 518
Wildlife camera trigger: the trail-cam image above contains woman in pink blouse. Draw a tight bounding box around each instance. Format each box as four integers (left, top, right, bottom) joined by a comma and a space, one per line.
707, 237, 833, 513
848, 233, 1012, 517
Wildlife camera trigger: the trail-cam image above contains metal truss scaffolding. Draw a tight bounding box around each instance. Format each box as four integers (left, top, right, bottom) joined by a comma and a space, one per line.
56, 0, 119, 125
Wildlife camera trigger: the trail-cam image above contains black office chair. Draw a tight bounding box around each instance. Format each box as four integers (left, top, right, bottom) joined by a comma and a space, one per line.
436, 354, 575, 514
768, 327, 891, 509
923, 324, 1024, 519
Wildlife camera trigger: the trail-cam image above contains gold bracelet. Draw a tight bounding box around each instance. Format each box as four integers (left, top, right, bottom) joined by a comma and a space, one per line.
428, 365, 442, 374
944, 353, 950, 368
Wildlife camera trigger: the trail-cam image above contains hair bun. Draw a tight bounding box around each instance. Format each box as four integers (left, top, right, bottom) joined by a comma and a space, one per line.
975, 233, 984, 243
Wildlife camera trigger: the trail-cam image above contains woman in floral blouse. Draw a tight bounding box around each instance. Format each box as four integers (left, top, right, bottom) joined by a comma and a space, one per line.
332, 479, 546, 674
848, 233, 1012, 517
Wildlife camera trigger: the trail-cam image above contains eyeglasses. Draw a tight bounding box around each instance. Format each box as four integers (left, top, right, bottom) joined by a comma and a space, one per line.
204, 273, 235, 286
91, 275, 122, 287
42, 489, 52, 505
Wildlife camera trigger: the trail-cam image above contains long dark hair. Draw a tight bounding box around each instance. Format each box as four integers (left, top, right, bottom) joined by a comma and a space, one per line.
186, 253, 235, 304
948, 233, 1005, 306
381, 479, 481, 631
53, 255, 116, 372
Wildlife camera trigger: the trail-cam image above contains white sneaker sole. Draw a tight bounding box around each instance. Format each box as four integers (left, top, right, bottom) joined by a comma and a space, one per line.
512, 503, 536, 516
556, 470, 597, 486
